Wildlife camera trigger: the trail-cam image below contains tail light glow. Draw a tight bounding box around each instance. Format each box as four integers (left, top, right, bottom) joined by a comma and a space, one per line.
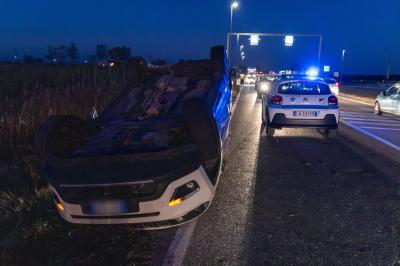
328, 96, 338, 106
270, 95, 283, 105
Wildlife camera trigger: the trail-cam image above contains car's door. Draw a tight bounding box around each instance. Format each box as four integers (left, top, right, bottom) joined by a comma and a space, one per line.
381, 85, 398, 112
213, 77, 232, 142
391, 85, 400, 114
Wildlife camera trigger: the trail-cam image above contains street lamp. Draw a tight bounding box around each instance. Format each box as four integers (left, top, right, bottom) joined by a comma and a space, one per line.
230, 2, 239, 33
341, 49, 346, 81
228, 2, 239, 66
342, 49, 346, 64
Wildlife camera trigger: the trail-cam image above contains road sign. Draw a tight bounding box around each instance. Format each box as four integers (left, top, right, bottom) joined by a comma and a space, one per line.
284, 35, 294, 47
323, 66, 330, 72
250, 35, 259, 46
334, 72, 340, 78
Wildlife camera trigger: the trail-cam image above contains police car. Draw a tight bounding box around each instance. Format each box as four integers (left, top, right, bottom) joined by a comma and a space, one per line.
261, 77, 339, 137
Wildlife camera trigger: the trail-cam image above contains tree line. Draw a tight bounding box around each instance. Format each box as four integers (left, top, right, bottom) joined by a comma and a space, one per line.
16, 43, 131, 64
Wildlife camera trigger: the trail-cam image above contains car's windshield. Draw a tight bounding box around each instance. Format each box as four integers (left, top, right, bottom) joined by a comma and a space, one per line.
324, 79, 337, 84
278, 82, 331, 95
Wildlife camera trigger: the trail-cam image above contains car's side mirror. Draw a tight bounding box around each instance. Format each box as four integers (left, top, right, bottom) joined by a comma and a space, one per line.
382, 90, 387, 96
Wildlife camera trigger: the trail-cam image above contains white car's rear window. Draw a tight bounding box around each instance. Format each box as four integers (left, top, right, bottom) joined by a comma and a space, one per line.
278, 82, 331, 95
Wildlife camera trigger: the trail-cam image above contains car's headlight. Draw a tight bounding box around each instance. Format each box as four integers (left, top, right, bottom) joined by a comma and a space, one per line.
259, 83, 270, 93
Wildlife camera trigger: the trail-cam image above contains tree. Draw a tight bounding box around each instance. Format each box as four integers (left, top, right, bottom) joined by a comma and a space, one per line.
55, 45, 67, 64
109, 46, 131, 63
96, 44, 107, 61
151, 59, 167, 65
46, 46, 56, 63
23, 55, 35, 63
66, 42, 78, 63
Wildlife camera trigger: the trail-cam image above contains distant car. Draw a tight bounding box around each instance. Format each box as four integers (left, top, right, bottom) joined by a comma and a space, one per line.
374, 83, 400, 115
35, 46, 232, 229
324, 78, 340, 95
255, 76, 276, 98
245, 74, 256, 84
262, 78, 339, 137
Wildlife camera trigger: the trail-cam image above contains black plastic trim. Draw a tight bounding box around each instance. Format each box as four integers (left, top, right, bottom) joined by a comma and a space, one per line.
71, 212, 160, 220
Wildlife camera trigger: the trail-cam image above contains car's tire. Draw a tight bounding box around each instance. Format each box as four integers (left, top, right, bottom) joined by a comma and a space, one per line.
325, 128, 338, 138
266, 125, 275, 137
181, 98, 221, 163
35, 115, 94, 159
261, 107, 267, 125
374, 101, 382, 115
210, 45, 226, 76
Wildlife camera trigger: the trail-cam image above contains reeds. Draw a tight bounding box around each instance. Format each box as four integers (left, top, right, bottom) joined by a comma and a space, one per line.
0, 64, 125, 159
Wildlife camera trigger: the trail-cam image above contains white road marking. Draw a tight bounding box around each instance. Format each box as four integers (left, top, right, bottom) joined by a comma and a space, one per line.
351, 121, 400, 126
341, 120, 400, 152
231, 88, 243, 116
162, 221, 197, 266
162, 86, 244, 266
338, 95, 374, 106
360, 127, 400, 131
341, 117, 393, 122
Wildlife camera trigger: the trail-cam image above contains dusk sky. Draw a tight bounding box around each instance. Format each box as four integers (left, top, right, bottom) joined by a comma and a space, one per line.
1, 0, 399, 74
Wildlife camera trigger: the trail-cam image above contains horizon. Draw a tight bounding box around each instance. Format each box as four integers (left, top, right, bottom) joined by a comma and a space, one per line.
1, 0, 400, 75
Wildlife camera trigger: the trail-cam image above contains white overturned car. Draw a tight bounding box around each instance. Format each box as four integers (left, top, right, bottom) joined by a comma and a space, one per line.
35, 46, 231, 229
261, 78, 339, 137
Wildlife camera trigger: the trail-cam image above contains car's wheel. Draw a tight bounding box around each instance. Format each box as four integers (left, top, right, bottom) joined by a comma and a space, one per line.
182, 98, 220, 162
325, 128, 338, 138
35, 115, 95, 159
261, 102, 267, 124
266, 125, 275, 137
210, 45, 225, 76
374, 101, 382, 115
264, 111, 275, 137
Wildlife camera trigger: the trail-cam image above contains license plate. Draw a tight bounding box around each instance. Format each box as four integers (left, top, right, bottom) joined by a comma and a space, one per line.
86, 200, 129, 214
293, 111, 318, 117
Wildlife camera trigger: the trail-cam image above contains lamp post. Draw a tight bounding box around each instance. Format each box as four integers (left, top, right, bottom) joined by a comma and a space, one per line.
230, 2, 239, 33
341, 49, 346, 81
228, 2, 239, 66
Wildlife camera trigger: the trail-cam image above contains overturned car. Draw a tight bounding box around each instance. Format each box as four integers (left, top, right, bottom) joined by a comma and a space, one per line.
35, 46, 232, 229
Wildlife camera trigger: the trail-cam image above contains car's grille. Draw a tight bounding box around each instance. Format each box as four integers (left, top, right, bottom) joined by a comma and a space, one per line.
59, 182, 157, 203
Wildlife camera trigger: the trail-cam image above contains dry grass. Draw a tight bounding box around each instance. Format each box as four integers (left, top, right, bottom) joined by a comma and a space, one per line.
0, 63, 157, 265
0, 64, 125, 159
339, 86, 381, 105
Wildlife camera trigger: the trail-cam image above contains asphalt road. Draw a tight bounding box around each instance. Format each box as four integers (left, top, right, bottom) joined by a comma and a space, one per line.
147, 85, 400, 266
339, 97, 400, 149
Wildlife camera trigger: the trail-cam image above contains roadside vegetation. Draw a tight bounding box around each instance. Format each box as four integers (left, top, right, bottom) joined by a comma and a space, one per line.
0, 44, 156, 265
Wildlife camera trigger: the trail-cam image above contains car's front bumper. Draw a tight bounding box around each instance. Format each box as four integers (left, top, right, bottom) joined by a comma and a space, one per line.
49, 166, 216, 229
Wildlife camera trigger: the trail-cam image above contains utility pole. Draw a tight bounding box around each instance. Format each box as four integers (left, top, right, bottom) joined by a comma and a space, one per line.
386, 55, 392, 80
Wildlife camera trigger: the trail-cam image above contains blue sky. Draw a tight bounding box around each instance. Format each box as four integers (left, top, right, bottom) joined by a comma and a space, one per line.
1, 0, 399, 74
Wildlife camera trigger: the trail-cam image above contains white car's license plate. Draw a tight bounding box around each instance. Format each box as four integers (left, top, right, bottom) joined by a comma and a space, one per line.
87, 200, 129, 214
293, 111, 319, 117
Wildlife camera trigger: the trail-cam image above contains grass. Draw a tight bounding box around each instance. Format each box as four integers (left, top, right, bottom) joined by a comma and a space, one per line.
0, 63, 155, 265
0, 63, 126, 159
0, 187, 154, 266
339, 86, 381, 105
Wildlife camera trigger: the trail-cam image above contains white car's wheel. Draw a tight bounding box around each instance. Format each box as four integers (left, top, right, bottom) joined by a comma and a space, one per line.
326, 128, 338, 138
374, 101, 382, 115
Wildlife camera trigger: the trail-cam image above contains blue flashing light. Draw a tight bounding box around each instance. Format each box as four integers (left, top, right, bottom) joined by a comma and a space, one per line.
305, 67, 319, 77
